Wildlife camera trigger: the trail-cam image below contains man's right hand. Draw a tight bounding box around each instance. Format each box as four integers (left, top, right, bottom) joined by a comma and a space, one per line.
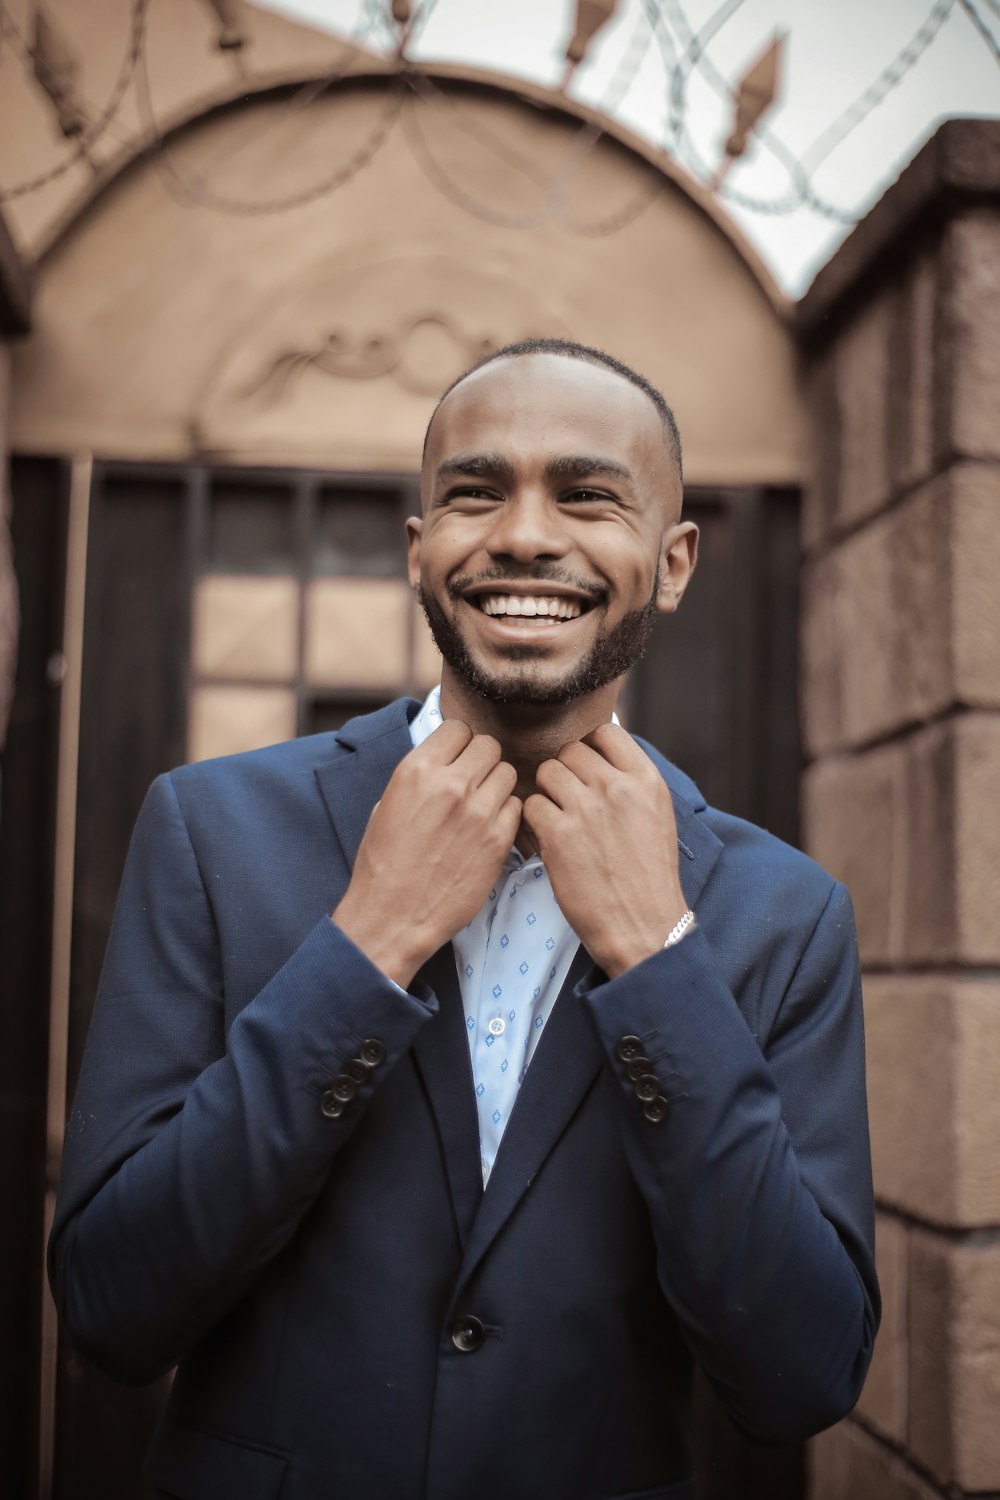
332, 720, 521, 988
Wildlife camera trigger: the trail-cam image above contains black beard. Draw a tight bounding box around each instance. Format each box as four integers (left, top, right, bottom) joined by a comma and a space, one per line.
416, 572, 660, 707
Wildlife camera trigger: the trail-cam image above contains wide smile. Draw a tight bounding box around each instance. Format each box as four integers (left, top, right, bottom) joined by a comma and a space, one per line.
457, 584, 601, 635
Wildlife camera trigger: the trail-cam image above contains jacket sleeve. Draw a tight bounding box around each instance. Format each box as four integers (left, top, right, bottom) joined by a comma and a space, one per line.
579, 881, 879, 1444
48, 772, 436, 1385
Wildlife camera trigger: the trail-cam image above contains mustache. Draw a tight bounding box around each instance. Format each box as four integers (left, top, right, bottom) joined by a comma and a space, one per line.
445, 567, 609, 604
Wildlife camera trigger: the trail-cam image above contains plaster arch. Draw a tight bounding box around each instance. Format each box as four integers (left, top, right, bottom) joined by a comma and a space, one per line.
10, 65, 804, 483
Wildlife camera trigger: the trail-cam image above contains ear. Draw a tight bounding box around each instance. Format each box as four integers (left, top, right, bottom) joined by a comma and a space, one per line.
406, 515, 423, 590
655, 521, 699, 615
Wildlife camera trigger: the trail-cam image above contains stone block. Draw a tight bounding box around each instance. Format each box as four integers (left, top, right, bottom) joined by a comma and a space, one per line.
889, 245, 937, 495
800, 469, 1000, 756
808, 1420, 940, 1500
834, 291, 892, 530
904, 714, 1000, 965
856, 1213, 908, 1437
801, 747, 907, 966
952, 462, 1000, 709
908, 1234, 1000, 1491
865, 976, 1000, 1225
802, 354, 840, 556
943, 208, 1000, 464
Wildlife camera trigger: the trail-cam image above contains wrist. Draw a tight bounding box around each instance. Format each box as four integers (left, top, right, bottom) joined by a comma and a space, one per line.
331, 900, 425, 991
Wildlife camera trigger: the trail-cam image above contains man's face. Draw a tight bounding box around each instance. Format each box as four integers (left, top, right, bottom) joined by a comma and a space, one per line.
408, 353, 696, 708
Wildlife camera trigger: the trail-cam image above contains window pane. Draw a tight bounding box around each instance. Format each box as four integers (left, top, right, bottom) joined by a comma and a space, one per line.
313, 487, 406, 577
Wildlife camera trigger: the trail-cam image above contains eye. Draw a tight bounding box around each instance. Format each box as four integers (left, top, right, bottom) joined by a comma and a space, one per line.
443, 485, 502, 507
561, 488, 609, 504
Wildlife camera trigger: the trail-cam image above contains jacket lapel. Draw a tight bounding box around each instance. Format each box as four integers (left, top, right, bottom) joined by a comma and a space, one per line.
410, 946, 485, 1249
313, 701, 416, 871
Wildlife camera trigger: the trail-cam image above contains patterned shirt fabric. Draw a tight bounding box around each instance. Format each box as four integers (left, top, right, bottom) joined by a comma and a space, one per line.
410, 687, 580, 1184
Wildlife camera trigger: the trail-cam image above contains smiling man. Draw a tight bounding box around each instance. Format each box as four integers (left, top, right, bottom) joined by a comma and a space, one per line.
50, 340, 879, 1500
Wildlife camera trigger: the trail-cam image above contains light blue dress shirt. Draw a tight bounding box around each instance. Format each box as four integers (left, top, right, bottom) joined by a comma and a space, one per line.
410, 687, 580, 1184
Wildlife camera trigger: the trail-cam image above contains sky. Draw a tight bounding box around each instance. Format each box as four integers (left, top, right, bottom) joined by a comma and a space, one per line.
255, 0, 999, 295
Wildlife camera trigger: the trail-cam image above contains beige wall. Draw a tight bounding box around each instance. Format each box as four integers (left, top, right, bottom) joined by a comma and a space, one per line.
799, 121, 1000, 1499
3, 5, 803, 486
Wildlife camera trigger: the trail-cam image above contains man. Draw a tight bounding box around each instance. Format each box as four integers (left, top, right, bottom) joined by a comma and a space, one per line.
50, 340, 879, 1500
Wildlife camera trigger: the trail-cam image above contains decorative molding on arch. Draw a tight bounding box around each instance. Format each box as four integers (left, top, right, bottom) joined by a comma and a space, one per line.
191, 247, 572, 461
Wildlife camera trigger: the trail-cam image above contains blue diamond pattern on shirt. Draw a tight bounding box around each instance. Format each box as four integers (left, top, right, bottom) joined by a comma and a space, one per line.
415, 678, 584, 1188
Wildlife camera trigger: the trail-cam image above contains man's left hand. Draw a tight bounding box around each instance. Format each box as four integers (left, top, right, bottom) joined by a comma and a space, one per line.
523, 725, 690, 979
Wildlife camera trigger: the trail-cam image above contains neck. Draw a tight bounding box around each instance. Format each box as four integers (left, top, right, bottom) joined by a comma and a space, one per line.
438, 673, 621, 852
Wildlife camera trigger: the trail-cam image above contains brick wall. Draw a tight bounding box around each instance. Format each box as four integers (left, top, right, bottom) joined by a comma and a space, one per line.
798, 121, 1000, 1498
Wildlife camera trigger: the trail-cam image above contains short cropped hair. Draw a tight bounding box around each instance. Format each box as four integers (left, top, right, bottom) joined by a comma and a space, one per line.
423, 337, 683, 480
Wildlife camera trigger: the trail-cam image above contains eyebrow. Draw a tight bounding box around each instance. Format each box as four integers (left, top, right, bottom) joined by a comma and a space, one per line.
434, 452, 635, 485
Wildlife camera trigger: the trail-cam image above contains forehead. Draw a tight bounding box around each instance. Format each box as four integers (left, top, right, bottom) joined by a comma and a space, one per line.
426, 353, 668, 471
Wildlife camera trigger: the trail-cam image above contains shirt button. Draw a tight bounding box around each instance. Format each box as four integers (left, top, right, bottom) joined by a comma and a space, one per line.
488, 1017, 506, 1036
450, 1315, 486, 1353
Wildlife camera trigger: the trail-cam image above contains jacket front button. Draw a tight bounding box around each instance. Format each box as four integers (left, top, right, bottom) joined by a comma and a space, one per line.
450, 1315, 486, 1353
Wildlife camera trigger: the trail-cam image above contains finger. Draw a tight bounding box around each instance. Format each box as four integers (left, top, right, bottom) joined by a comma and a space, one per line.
580, 722, 649, 773
477, 757, 518, 806
534, 756, 582, 809
554, 739, 609, 785
455, 732, 504, 786
415, 718, 474, 763
522, 791, 560, 841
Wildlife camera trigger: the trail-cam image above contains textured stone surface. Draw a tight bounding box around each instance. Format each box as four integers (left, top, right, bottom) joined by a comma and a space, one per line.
945, 209, 1000, 463
889, 245, 937, 495
905, 713, 1000, 965
809, 1420, 942, 1500
802, 747, 908, 966
952, 462, 1000, 708
865, 977, 1000, 1225
801, 465, 1000, 758
805, 714, 1000, 967
909, 1235, 1000, 1491
857, 1213, 908, 1437
833, 292, 892, 530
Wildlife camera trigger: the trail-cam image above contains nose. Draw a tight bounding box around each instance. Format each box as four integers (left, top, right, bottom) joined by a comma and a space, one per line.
485, 490, 571, 565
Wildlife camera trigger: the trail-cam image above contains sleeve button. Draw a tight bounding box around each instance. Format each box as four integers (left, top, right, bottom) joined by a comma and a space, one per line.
625, 1056, 652, 1080
616, 1035, 644, 1063
633, 1074, 660, 1103
344, 1058, 370, 1083
642, 1095, 670, 1125
331, 1074, 358, 1103
360, 1038, 386, 1068
320, 1089, 346, 1120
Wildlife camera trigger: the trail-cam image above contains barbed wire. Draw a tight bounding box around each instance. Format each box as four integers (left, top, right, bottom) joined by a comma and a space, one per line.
0, 0, 990, 236
0, 0, 149, 202
955, 0, 1000, 60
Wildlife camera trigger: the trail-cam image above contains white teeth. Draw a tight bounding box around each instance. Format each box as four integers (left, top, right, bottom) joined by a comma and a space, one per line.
478, 594, 583, 620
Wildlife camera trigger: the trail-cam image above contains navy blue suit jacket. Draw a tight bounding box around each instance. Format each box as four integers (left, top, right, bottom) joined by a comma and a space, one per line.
50, 699, 879, 1500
